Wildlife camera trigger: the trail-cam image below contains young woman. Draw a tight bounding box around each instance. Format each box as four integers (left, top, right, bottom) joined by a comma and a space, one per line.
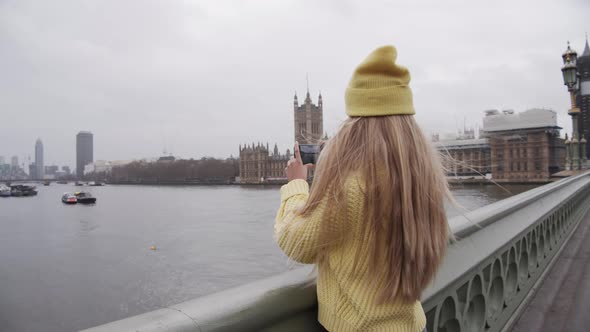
275, 46, 451, 332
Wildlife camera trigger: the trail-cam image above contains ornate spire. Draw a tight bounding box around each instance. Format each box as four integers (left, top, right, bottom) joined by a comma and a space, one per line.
582, 32, 590, 57
305, 74, 311, 103
562, 41, 578, 64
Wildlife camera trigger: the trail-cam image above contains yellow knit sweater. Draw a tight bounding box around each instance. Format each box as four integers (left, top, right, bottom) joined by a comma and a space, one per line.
275, 179, 426, 332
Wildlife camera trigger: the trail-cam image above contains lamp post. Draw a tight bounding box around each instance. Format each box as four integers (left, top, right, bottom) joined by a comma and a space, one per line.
561, 42, 585, 170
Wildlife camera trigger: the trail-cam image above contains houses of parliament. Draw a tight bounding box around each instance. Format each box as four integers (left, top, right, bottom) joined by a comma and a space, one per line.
238, 90, 324, 184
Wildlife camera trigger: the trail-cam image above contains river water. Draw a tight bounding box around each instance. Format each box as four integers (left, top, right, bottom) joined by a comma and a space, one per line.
0, 183, 537, 332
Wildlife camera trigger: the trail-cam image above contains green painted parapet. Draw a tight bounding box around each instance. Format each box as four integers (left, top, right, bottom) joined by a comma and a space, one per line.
82, 173, 590, 332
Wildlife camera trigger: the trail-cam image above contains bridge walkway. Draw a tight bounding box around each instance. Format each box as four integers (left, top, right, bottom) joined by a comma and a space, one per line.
510, 207, 590, 332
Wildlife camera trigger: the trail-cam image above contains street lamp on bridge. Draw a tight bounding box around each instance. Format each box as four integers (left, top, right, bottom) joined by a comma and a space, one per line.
561, 41, 587, 170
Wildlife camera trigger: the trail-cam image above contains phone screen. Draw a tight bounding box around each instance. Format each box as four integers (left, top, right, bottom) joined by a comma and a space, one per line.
299, 144, 320, 165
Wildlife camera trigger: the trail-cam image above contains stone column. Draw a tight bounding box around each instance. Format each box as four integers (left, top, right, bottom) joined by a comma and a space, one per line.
565, 134, 571, 170
572, 113, 580, 170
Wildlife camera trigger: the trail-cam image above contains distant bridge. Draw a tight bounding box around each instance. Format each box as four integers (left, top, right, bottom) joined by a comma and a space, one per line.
2, 179, 62, 183
83, 172, 590, 332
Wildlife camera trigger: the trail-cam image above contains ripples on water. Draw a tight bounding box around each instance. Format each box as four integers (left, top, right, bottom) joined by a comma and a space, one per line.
0, 183, 537, 332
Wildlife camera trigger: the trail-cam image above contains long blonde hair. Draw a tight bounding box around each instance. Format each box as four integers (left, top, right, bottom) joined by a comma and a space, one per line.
300, 115, 451, 303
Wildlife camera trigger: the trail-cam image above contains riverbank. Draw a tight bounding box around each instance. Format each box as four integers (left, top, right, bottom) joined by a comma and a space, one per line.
107, 181, 285, 187
447, 178, 553, 185
107, 178, 554, 186
106, 180, 237, 185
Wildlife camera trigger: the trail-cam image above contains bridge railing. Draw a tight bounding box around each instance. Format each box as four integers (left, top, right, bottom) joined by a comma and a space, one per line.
82, 172, 590, 332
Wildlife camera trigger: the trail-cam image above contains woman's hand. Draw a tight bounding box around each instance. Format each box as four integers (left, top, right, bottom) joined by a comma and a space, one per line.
285, 142, 314, 181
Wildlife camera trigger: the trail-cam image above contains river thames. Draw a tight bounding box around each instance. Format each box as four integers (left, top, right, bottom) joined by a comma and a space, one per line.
0, 182, 538, 332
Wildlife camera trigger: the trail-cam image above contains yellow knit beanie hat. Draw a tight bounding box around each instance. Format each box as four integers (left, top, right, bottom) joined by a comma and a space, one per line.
345, 45, 415, 117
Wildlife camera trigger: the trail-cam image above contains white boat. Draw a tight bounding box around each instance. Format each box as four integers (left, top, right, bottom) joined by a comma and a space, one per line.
0, 184, 10, 197
62, 193, 77, 204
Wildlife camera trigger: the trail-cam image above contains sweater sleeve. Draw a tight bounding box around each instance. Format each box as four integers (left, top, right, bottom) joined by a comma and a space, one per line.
274, 179, 325, 264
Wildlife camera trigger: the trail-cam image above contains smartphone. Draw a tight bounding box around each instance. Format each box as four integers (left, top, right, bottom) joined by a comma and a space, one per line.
299, 144, 321, 165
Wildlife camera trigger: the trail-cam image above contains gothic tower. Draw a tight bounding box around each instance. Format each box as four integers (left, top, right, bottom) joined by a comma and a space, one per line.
576, 36, 590, 157
294, 89, 323, 144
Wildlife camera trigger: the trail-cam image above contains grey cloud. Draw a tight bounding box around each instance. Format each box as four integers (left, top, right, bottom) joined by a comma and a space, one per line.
0, 0, 587, 168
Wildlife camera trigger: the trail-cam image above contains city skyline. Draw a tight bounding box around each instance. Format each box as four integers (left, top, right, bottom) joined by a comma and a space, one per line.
1, 0, 589, 166
0, 104, 581, 169
0, 135, 85, 172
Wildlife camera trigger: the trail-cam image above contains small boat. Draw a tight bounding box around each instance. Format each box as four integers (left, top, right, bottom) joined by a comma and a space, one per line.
62, 193, 77, 204
0, 185, 11, 197
74, 192, 96, 204
43, 181, 50, 186
88, 182, 104, 186
11, 185, 37, 196
75, 181, 84, 186
57, 180, 68, 184
22, 185, 38, 196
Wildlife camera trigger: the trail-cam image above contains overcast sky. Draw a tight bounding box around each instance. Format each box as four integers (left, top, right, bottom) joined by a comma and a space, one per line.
1, 0, 588, 168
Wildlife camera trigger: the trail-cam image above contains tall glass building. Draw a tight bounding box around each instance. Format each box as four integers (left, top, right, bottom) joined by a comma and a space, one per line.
35, 138, 44, 180
76, 131, 93, 178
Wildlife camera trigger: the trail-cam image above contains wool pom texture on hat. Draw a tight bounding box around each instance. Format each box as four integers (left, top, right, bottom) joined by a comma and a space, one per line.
345, 45, 415, 117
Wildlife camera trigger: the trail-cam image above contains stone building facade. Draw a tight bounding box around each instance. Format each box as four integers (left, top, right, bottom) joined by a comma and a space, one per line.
238, 143, 291, 184
434, 137, 491, 177
434, 109, 566, 182
239, 91, 323, 184
483, 109, 565, 182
